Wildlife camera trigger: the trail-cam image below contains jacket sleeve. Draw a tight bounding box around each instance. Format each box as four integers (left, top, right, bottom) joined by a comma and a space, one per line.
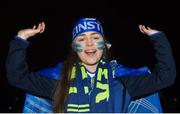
6, 36, 58, 99
120, 32, 176, 98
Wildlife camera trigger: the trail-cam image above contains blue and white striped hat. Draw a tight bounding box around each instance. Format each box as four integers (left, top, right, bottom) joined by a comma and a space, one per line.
72, 18, 104, 40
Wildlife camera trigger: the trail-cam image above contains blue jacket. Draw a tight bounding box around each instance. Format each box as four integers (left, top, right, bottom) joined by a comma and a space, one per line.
6, 32, 175, 112
23, 62, 162, 113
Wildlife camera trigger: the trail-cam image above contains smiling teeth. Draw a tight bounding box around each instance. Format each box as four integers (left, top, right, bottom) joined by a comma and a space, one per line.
85, 49, 96, 53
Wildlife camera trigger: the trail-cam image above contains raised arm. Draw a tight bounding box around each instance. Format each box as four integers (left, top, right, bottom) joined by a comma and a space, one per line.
17, 22, 45, 40
6, 22, 57, 99
120, 25, 176, 98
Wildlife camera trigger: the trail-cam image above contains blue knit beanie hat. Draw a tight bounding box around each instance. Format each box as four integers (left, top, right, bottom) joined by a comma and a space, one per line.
72, 18, 104, 40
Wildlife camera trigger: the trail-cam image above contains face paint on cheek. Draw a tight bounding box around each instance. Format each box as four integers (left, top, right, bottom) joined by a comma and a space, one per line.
96, 40, 105, 51
72, 42, 84, 52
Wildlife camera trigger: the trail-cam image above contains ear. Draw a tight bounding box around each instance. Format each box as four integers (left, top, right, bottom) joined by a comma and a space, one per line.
71, 41, 77, 52
106, 42, 112, 49
104, 40, 112, 50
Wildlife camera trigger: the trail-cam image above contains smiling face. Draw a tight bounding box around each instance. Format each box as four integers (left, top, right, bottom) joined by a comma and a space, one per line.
72, 31, 105, 69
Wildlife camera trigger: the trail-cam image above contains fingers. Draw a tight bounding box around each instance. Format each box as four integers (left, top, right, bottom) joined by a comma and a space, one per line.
32, 22, 45, 33
139, 25, 144, 33
33, 25, 36, 29
139, 25, 147, 35
139, 25, 151, 34
40, 22, 45, 33
139, 24, 159, 36
147, 27, 152, 30
139, 24, 152, 35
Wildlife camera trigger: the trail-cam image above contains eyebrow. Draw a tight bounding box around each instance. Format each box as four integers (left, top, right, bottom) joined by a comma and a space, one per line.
78, 32, 99, 36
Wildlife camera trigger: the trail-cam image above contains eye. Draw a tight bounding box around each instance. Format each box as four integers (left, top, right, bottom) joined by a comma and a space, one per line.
93, 37, 100, 40
77, 37, 85, 42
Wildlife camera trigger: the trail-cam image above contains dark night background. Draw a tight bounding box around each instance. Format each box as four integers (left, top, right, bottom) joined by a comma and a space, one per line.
0, 0, 179, 112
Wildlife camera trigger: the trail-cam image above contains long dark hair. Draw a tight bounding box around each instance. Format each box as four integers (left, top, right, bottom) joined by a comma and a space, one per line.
53, 40, 110, 112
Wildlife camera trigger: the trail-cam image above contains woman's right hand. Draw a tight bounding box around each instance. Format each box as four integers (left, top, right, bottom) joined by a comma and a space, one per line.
17, 22, 45, 40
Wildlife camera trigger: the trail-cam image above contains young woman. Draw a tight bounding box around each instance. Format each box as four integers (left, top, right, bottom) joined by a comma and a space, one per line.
6, 18, 176, 113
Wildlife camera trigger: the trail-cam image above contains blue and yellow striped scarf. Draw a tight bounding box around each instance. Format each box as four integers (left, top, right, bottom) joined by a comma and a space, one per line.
65, 60, 113, 112
23, 60, 162, 113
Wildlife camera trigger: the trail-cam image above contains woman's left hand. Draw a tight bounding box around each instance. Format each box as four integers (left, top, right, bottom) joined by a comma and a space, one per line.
139, 24, 160, 36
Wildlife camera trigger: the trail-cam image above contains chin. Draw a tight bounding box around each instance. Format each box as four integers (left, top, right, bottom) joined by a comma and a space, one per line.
85, 60, 100, 66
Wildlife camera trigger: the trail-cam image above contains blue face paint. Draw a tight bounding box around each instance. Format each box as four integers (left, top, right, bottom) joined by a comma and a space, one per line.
96, 40, 105, 51
73, 40, 105, 53
72, 42, 83, 52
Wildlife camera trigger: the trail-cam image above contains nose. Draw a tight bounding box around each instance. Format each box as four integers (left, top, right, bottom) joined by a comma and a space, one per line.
86, 37, 93, 46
